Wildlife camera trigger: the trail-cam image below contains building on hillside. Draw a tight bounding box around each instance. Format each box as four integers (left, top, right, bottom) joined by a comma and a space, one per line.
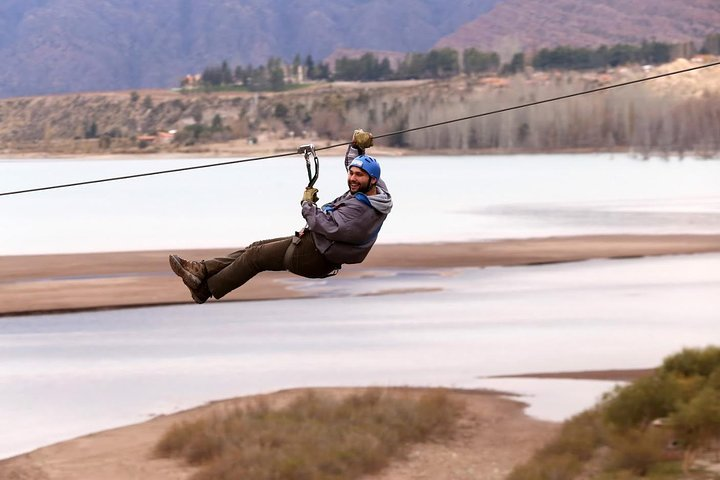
181, 74, 201, 88
137, 130, 176, 148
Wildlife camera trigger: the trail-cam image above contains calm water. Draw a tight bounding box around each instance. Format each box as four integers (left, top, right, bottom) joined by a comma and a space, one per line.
1, 254, 719, 459
1, 153, 719, 459
1, 153, 719, 255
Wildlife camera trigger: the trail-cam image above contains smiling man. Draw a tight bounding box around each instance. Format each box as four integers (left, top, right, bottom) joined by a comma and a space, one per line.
169, 129, 392, 304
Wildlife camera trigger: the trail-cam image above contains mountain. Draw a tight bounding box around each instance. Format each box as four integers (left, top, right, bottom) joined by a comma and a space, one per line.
0, 0, 498, 98
1, 0, 719, 99
435, 0, 720, 58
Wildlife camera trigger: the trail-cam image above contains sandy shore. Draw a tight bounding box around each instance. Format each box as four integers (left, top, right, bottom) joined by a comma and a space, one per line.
0, 368, 654, 480
0, 387, 560, 480
1, 234, 719, 316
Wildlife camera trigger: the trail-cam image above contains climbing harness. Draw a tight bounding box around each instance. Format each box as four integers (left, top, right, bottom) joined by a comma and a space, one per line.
297, 143, 320, 188
282, 231, 303, 270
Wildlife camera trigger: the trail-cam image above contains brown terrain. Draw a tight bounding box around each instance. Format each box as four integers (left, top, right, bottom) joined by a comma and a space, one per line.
0, 56, 718, 158
0, 387, 561, 480
436, 0, 720, 54
2, 235, 720, 316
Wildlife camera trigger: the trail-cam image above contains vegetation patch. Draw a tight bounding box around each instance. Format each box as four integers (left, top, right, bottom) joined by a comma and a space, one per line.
508, 346, 720, 480
155, 389, 463, 480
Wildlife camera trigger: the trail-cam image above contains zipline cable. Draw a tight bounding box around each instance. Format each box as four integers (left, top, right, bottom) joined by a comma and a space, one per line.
2, 59, 719, 198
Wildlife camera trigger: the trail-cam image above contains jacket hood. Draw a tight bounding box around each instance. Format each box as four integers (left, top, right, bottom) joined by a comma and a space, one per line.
363, 186, 392, 215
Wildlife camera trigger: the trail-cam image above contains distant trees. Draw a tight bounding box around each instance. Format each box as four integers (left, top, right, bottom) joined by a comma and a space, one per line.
334, 47, 496, 81
463, 48, 500, 74
532, 41, 673, 71
335, 53, 392, 81
394, 48, 460, 79
187, 33, 719, 92
502, 52, 525, 74
196, 55, 330, 92
202, 58, 285, 91
701, 33, 720, 54
200, 60, 232, 86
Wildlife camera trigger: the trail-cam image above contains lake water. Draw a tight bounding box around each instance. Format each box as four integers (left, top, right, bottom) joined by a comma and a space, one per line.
1, 153, 719, 459
1, 153, 719, 255
1, 253, 719, 459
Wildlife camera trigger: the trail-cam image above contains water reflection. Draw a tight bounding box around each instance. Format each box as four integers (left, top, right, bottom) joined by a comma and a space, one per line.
1, 254, 719, 458
1, 153, 719, 255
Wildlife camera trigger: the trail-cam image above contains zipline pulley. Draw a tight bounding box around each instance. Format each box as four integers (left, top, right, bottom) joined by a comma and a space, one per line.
297, 143, 319, 188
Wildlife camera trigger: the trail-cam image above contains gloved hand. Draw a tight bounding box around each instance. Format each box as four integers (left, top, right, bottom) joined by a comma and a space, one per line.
302, 187, 319, 204
352, 129, 374, 149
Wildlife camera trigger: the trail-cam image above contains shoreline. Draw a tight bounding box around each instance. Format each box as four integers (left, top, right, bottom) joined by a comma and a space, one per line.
2, 234, 720, 317
0, 367, 655, 478
0, 386, 559, 479
489, 368, 655, 382
0, 143, 710, 160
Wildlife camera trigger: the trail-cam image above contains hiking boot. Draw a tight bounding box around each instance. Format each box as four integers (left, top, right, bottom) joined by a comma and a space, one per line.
191, 282, 212, 304
169, 254, 206, 290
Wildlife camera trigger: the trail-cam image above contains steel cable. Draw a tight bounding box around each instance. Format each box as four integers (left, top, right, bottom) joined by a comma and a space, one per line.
1, 60, 719, 198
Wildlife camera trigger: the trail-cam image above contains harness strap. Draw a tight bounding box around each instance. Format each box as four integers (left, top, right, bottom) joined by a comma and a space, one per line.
283, 232, 303, 270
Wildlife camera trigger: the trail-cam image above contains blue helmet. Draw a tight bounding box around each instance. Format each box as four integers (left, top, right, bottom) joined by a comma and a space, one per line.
348, 154, 381, 180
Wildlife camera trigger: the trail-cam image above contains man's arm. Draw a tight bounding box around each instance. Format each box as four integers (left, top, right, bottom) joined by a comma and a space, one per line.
302, 200, 376, 244
345, 144, 362, 170
345, 128, 373, 169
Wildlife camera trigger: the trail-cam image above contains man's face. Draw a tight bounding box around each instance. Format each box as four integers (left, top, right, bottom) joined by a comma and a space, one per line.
347, 166, 375, 193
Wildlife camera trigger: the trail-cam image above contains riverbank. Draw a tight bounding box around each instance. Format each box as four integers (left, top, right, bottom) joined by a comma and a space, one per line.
0, 366, 663, 480
0, 386, 561, 480
0, 138, 640, 160
1, 234, 719, 316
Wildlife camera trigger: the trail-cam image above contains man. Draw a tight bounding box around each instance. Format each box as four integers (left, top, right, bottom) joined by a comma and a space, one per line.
169, 129, 392, 303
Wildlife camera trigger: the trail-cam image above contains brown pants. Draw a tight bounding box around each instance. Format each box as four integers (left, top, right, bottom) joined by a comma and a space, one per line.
203, 234, 339, 299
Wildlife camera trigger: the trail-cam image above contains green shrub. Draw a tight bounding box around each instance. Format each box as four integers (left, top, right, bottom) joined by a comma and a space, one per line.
661, 347, 720, 378
510, 346, 720, 479
605, 427, 667, 476
541, 410, 605, 461
603, 374, 680, 429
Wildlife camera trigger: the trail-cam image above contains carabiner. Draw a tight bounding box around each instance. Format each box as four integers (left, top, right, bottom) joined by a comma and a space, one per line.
297, 144, 319, 188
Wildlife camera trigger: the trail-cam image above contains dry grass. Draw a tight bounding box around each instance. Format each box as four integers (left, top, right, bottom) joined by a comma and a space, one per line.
154, 389, 463, 480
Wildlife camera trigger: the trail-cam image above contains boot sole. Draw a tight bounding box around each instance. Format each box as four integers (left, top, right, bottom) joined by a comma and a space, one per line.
191, 291, 209, 304
169, 255, 203, 290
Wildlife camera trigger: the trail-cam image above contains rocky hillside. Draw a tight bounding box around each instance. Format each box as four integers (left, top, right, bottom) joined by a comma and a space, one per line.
1, 58, 718, 157
436, 0, 720, 58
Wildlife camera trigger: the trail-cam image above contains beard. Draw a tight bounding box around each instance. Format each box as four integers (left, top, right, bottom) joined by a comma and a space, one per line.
348, 178, 371, 193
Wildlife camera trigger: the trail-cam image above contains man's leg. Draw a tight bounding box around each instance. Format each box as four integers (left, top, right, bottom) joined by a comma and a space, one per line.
203, 237, 289, 277
170, 237, 291, 303
206, 237, 293, 299
171, 234, 338, 301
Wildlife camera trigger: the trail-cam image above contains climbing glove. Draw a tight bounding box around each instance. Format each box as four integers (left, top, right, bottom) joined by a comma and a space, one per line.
302, 187, 319, 204
352, 129, 374, 149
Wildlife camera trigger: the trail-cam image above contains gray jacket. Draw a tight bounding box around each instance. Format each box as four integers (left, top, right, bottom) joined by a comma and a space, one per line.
301, 146, 393, 265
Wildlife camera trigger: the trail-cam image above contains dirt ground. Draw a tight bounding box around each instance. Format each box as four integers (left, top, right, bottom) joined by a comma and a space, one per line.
0, 387, 559, 480
1, 234, 719, 316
